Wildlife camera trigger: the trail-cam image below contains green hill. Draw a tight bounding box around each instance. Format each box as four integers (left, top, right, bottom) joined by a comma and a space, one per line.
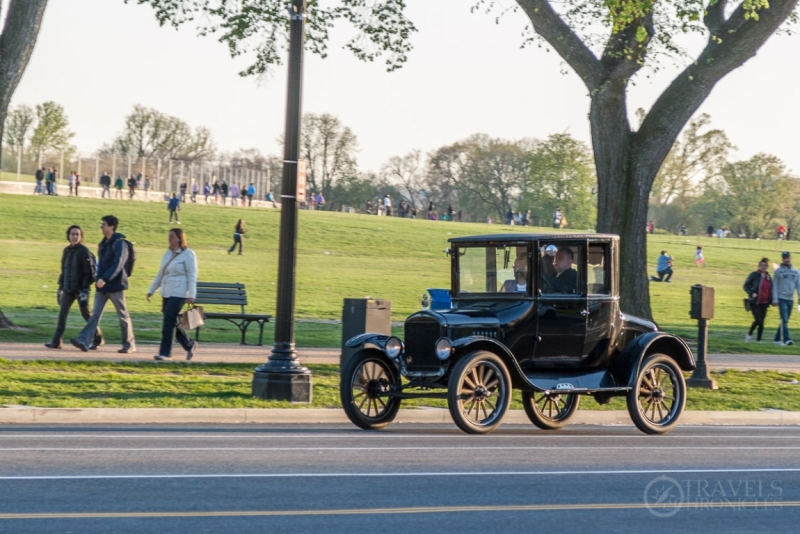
0, 193, 796, 352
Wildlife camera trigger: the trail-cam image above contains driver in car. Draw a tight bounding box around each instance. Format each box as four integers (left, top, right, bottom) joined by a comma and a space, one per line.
543, 247, 578, 294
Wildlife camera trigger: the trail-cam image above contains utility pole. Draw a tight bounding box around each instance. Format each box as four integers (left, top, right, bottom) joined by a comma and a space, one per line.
252, 0, 311, 402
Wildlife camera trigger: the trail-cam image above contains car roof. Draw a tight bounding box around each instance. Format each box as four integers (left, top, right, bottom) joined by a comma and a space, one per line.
448, 233, 619, 243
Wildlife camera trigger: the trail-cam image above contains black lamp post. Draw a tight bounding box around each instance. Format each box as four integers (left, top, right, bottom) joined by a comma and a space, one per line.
252, 0, 312, 402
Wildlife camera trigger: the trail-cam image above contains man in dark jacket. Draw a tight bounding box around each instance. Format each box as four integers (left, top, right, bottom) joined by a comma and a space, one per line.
46, 226, 104, 349
71, 215, 136, 353
100, 172, 111, 199
34, 167, 44, 194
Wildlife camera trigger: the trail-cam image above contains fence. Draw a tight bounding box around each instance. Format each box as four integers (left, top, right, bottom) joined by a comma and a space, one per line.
2, 149, 279, 198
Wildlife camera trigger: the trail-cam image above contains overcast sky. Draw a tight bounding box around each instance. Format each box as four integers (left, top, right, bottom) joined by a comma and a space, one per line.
10, 0, 800, 174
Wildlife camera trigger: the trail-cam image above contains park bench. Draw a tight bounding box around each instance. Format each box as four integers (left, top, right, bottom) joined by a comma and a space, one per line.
191, 282, 271, 345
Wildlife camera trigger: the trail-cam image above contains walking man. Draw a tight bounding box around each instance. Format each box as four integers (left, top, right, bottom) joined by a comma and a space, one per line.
772, 251, 800, 346
70, 215, 136, 354
34, 167, 44, 194
100, 172, 111, 198
168, 193, 181, 224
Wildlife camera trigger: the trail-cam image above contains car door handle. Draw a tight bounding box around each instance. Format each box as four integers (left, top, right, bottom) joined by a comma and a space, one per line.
580, 310, 590, 316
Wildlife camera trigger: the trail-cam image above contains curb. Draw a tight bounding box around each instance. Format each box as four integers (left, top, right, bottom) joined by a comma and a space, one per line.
1, 408, 799, 425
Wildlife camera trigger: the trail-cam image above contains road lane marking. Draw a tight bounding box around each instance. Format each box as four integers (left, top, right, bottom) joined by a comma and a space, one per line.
0, 500, 797, 520
2, 467, 800, 480
1, 433, 800, 439
2, 446, 800, 451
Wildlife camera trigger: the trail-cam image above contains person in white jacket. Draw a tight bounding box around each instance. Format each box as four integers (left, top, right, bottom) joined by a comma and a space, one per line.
147, 228, 199, 360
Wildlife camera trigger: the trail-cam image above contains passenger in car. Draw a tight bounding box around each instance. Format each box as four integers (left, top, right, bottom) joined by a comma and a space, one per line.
501, 255, 528, 293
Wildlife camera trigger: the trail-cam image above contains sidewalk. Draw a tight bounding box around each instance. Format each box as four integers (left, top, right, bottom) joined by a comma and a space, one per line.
2, 342, 799, 426
2, 343, 799, 371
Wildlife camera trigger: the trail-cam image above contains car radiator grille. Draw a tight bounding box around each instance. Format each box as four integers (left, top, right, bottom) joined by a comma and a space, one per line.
404, 320, 443, 371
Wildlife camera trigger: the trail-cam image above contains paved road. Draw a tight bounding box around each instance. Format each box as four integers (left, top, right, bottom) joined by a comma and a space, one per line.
0, 424, 798, 532
2, 342, 800, 370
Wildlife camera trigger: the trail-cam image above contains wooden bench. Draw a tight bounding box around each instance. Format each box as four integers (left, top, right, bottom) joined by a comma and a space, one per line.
191, 282, 271, 345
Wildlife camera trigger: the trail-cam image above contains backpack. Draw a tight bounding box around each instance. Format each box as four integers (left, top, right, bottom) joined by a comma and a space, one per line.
123, 239, 136, 276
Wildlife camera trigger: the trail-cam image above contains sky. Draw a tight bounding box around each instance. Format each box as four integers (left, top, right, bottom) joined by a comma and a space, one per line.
10, 0, 800, 175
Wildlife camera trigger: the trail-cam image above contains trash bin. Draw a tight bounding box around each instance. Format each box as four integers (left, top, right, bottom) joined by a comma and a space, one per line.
427, 288, 451, 311
341, 298, 392, 368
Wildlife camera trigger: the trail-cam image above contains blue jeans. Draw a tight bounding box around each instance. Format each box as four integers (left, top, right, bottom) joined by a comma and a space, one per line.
774, 299, 793, 342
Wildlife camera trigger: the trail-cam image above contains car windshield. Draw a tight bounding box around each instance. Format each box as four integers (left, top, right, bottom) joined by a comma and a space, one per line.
457, 244, 528, 295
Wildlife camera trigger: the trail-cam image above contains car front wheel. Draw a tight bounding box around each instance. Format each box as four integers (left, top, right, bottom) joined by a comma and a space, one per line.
340, 351, 401, 430
522, 391, 580, 430
447, 351, 511, 434
626, 353, 686, 435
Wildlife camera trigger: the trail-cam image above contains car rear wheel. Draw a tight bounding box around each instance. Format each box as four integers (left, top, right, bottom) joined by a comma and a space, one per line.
447, 351, 511, 435
626, 353, 686, 435
340, 351, 401, 430
521, 390, 580, 430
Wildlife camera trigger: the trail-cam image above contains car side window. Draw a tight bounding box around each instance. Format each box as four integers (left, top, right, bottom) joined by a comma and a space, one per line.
539, 243, 583, 295
588, 244, 609, 295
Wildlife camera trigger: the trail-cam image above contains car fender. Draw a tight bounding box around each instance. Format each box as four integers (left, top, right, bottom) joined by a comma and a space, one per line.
451, 336, 530, 389
616, 332, 696, 387
344, 333, 390, 352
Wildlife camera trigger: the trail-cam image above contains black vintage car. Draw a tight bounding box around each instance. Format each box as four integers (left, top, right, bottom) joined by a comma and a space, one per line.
340, 234, 696, 435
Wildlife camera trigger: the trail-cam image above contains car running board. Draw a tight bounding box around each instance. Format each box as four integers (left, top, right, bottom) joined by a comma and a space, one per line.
522, 368, 631, 394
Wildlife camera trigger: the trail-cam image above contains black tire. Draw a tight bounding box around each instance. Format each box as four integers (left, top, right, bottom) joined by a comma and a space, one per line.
340, 351, 401, 430
447, 351, 511, 435
522, 390, 580, 430
626, 353, 686, 435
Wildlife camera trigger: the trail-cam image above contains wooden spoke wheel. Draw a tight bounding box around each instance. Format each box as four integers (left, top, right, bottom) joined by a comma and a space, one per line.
626, 354, 686, 435
447, 351, 511, 434
340, 351, 401, 430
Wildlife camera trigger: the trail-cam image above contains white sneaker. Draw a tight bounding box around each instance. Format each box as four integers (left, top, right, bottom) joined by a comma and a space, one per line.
786, 340, 794, 346
774, 341, 784, 346
745, 334, 752, 342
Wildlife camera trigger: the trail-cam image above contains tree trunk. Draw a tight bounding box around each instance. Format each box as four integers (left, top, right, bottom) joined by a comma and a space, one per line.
0, 310, 16, 329
0, 0, 49, 328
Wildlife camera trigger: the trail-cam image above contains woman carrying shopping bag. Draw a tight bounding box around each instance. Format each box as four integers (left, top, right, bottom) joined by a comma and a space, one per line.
147, 228, 199, 361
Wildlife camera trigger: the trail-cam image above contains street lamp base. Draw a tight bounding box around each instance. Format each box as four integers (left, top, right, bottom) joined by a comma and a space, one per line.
686, 377, 719, 390
252, 370, 312, 402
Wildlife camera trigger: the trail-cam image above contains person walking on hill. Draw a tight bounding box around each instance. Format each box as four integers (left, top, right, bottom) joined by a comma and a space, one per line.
179, 180, 187, 202
45, 167, 54, 195
772, 251, 800, 346
67, 171, 76, 196
34, 167, 44, 195
220, 181, 229, 205
229, 183, 240, 204
147, 228, 198, 361
744, 258, 772, 343
228, 219, 245, 255
128, 176, 137, 199
70, 215, 136, 354
246, 183, 255, 206
100, 172, 111, 198
168, 193, 181, 224
45, 225, 104, 350
143, 176, 151, 199
114, 176, 124, 199
74, 174, 81, 197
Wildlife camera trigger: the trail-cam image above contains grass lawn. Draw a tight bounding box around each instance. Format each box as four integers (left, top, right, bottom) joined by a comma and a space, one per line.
1, 360, 798, 411
2, 193, 800, 354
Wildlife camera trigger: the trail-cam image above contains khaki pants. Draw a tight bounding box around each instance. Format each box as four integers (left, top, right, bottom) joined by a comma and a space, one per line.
76, 290, 135, 350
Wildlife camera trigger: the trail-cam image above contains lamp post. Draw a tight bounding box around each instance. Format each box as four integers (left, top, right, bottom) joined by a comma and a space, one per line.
252, 0, 312, 402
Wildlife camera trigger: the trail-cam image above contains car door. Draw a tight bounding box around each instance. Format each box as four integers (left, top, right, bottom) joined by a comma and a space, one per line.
534, 240, 587, 362
583, 241, 616, 362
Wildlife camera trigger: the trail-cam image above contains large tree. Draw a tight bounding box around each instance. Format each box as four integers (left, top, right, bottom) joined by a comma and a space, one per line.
0, 0, 49, 329
511, 0, 798, 317
134, 0, 797, 318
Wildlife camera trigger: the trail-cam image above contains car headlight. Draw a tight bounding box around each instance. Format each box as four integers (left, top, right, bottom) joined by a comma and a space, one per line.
385, 336, 403, 359
435, 337, 453, 360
